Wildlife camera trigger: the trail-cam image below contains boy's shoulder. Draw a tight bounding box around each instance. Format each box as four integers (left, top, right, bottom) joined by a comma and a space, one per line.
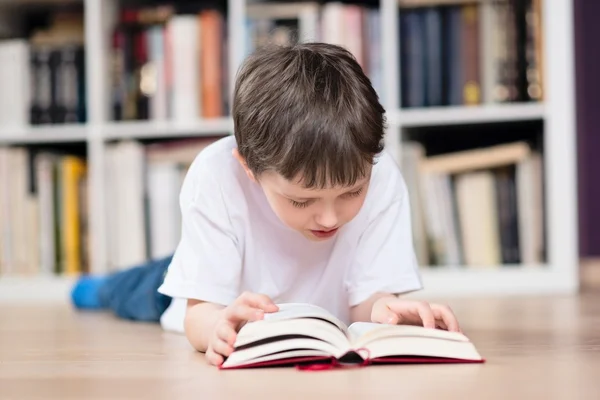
369, 150, 408, 201
188, 135, 240, 178
194, 135, 237, 164
183, 135, 251, 203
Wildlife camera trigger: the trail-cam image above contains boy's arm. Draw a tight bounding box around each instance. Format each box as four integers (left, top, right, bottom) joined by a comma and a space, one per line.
184, 293, 279, 366
350, 292, 395, 323
184, 299, 225, 353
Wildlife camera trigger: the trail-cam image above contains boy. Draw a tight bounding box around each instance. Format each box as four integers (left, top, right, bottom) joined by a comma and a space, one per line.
158, 43, 459, 366
73, 43, 460, 367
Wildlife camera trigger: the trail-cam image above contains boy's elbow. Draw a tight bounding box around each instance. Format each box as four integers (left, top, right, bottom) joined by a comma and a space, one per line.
184, 311, 208, 353
182, 299, 208, 352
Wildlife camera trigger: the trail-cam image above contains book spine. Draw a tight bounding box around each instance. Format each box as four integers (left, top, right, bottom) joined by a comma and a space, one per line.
444, 6, 463, 106
461, 4, 481, 105
30, 47, 54, 125
61, 156, 86, 275
400, 9, 426, 108
424, 7, 442, 107
200, 10, 224, 118
134, 29, 150, 120
169, 15, 200, 122
112, 30, 125, 121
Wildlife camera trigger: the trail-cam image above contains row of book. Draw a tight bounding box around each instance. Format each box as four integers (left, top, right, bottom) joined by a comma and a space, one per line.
111, 6, 228, 122
402, 140, 546, 267
0, 137, 217, 276
110, 1, 383, 123
108, 0, 546, 118
0, 136, 547, 276
0, 147, 89, 276
400, 0, 544, 108
245, 2, 383, 104
0, 0, 546, 130
0, 11, 86, 128
105, 137, 217, 271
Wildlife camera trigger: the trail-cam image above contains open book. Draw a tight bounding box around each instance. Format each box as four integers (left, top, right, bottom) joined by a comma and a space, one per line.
220, 303, 484, 369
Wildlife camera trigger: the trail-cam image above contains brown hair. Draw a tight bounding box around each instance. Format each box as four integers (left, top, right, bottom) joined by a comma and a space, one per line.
233, 42, 386, 189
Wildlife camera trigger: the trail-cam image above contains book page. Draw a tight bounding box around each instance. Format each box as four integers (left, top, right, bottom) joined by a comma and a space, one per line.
227, 314, 352, 368
223, 337, 340, 368
347, 322, 381, 342
348, 322, 471, 346
346, 322, 482, 361
264, 303, 349, 334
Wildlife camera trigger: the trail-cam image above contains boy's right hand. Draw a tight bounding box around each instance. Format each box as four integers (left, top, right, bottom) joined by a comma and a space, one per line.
206, 292, 279, 366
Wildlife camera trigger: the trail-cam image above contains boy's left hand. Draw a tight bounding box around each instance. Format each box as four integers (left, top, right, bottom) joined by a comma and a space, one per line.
371, 296, 461, 332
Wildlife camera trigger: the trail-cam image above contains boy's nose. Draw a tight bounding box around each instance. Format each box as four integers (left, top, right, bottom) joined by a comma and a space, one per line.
315, 208, 338, 229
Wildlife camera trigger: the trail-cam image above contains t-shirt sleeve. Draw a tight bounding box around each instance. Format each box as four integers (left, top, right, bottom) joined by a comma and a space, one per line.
157, 158, 241, 306
345, 164, 423, 307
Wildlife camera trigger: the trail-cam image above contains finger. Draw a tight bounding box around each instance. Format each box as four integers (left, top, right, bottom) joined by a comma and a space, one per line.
432, 305, 460, 332
236, 292, 279, 312
385, 300, 436, 329
211, 337, 235, 358
216, 321, 238, 346
435, 320, 448, 331
225, 304, 267, 323
371, 306, 399, 325
206, 347, 224, 366
413, 301, 436, 329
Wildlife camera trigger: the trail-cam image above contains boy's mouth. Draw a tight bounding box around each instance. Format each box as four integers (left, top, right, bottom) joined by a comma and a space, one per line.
310, 228, 339, 239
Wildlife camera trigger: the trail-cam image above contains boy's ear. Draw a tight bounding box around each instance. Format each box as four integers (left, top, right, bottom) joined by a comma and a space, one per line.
232, 148, 257, 183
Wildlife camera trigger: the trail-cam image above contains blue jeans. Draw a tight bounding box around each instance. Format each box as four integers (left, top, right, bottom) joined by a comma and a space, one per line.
98, 255, 173, 322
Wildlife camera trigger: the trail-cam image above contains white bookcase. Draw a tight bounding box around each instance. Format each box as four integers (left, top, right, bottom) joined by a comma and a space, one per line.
0, 0, 579, 301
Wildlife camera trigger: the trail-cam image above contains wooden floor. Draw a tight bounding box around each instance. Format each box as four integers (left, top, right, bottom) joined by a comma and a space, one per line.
1, 294, 600, 399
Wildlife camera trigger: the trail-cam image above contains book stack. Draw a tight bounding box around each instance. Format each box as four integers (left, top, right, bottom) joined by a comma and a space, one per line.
246, 1, 383, 101
0, 147, 89, 276
402, 137, 545, 268
399, 0, 544, 108
105, 137, 221, 270
29, 11, 86, 124
111, 5, 228, 122
0, 10, 86, 130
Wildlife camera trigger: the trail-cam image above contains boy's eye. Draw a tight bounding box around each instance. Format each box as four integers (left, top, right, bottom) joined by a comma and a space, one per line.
290, 199, 311, 209
343, 188, 363, 198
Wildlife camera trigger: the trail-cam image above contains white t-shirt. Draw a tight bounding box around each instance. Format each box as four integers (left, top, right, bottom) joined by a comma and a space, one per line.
157, 135, 422, 333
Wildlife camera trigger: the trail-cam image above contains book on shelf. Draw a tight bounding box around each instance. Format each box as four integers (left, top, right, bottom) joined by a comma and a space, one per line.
245, 1, 383, 104
105, 137, 220, 271
402, 140, 545, 268
29, 10, 86, 125
399, 0, 544, 108
0, 146, 89, 276
0, 10, 86, 131
110, 5, 228, 122
220, 303, 484, 369
0, 40, 30, 129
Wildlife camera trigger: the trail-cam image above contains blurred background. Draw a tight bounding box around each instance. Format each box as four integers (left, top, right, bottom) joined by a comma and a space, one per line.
0, 0, 594, 302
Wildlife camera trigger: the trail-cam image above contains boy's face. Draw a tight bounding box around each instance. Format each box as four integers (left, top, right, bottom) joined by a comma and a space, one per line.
234, 148, 370, 241
258, 170, 371, 241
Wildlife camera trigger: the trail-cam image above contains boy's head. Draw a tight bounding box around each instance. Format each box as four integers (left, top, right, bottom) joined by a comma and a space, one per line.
232, 43, 386, 241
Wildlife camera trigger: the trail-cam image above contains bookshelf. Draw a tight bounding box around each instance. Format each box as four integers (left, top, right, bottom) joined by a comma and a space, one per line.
0, 0, 579, 302
389, 103, 546, 127
102, 118, 233, 140
0, 124, 88, 144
